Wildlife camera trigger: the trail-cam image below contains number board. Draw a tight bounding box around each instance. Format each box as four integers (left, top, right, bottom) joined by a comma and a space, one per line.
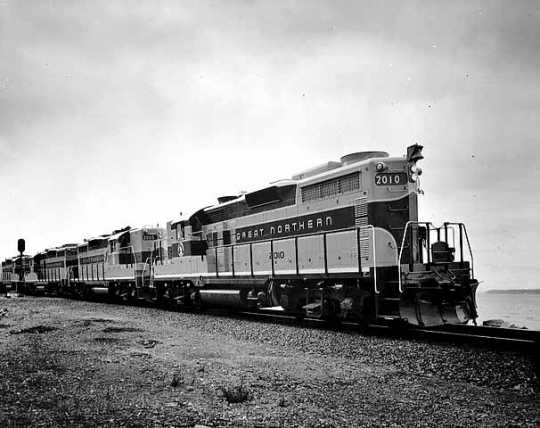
142, 233, 158, 241
374, 173, 407, 186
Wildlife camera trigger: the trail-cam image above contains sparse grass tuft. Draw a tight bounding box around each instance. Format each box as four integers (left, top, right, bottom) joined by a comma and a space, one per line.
219, 384, 252, 403
170, 373, 183, 387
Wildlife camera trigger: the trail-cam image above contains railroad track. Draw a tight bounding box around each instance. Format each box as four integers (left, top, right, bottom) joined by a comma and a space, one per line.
347, 323, 540, 353
228, 309, 540, 353
407, 324, 540, 352
10, 295, 540, 353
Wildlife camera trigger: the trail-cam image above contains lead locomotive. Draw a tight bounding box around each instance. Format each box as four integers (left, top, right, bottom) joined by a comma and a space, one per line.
2, 145, 478, 327
153, 144, 478, 326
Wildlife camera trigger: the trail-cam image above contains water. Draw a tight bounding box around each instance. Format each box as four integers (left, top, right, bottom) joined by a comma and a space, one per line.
475, 292, 540, 331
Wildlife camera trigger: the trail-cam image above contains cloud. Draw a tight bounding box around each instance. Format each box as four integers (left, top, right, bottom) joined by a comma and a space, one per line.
0, 136, 22, 168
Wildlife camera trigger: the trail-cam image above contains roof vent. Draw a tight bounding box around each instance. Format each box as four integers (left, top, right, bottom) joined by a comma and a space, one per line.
340, 151, 389, 166
217, 195, 237, 204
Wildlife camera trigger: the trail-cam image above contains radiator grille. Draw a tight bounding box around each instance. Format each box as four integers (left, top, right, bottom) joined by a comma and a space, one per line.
354, 197, 370, 262
301, 172, 360, 203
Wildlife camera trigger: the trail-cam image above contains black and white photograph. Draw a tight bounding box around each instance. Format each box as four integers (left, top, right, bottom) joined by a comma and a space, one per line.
1, 1, 539, 427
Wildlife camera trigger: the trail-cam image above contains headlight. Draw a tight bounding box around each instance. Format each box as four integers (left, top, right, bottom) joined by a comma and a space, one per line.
375, 162, 386, 171
409, 164, 423, 182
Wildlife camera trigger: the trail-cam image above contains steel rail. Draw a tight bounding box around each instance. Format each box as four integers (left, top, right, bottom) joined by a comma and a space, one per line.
232, 309, 540, 353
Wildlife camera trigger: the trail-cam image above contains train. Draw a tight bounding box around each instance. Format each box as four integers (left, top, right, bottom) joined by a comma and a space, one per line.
1, 145, 479, 327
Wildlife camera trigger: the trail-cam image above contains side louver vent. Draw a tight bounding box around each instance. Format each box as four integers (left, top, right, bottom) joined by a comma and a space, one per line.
354, 197, 370, 263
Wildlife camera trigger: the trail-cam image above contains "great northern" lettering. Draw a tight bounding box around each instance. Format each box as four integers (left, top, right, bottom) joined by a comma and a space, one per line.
235, 207, 355, 243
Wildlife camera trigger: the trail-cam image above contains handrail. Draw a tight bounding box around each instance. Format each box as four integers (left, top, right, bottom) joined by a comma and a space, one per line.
398, 221, 474, 293
146, 225, 385, 299
140, 258, 152, 288
223, 228, 360, 276
206, 225, 380, 287
459, 224, 475, 279
439, 222, 474, 272
149, 239, 168, 265
398, 221, 418, 292
65, 266, 73, 284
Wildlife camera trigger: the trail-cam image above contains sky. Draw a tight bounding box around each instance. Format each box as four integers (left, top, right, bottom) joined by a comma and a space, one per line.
1, 0, 539, 290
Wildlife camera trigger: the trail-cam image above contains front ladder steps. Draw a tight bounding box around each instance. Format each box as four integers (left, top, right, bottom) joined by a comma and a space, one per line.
377, 279, 402, 318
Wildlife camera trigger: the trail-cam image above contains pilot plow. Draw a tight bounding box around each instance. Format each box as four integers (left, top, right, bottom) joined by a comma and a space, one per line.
399, 278, 479, 327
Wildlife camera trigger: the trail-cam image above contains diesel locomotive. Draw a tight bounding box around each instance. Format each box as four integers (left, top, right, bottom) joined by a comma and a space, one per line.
2, 145, 479, 327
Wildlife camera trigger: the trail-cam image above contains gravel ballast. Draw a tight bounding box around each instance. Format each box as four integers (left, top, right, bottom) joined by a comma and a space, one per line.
0, 297, 538, 427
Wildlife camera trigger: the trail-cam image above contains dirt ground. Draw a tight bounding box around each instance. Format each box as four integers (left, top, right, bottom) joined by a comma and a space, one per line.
0, 296, 539, 428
